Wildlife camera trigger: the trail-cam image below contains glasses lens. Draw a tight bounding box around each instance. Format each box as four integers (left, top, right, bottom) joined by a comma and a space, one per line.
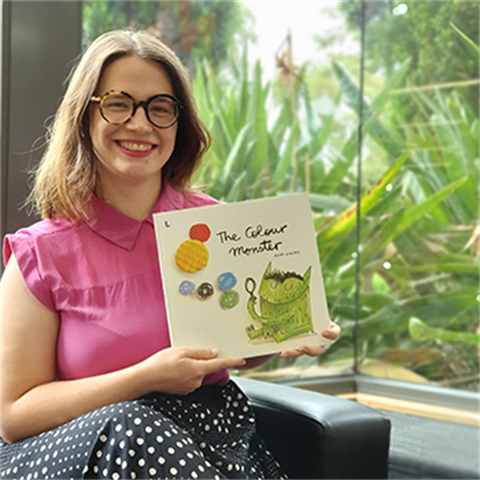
101, 93, 133, 124
148, 96, 178, 127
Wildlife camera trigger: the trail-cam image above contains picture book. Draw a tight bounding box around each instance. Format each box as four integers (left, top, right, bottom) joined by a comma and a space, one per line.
153, 193, 332, 359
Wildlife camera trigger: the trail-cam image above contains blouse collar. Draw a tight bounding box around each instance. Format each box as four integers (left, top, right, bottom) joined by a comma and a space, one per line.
86, 183, 185, 251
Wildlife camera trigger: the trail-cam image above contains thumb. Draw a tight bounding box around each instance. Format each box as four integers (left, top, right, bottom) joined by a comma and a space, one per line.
184, 347, 220, 360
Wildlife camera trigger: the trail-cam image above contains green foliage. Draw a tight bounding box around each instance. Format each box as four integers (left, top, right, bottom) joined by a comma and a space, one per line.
409, 318, 480, 344
193, 28, 479, 390
338, 0, 479, 119
82, 1, 254, 72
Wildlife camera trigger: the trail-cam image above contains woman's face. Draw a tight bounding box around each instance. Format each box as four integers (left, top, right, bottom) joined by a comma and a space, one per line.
89, 55, 178, 193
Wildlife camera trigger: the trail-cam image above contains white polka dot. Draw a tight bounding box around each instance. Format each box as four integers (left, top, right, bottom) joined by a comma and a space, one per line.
138, 458, 146, 467
170, 467, 178, 476
128, 449, 136, 457
136, 437, 145, 446
95, 450, 102, 458
130, 472, 136, 479
198, 465, 205, 473
112, 473, 120, 480
149, 468, 157, 476
100, 434, 108, 443
133, 418, 142, 425
204, 424, 211, 431
119, 440, 126, 449
147, 446, 155, 454
156, 435, 164, 443
115, 457, 122, 465
145, 426, 153, 434
126, 429, 133, 437
158, 456, 166, 465
191, 471, 198, 479
167, 447, 175, 455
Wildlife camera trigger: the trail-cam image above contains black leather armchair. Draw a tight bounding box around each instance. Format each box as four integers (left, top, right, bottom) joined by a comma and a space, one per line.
233, 376, 391, 479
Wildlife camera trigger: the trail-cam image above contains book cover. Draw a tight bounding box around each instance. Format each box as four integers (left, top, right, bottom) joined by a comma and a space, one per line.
153, 193, 331, 358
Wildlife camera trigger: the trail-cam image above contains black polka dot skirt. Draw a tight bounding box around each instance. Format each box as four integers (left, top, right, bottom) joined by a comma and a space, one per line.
0, 380, 287, 479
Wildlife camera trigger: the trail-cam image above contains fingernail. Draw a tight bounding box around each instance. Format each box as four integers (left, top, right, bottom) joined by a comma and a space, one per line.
211, 348, 219, 356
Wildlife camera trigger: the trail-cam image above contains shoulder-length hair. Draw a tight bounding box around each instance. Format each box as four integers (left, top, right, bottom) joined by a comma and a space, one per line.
30, 30, 211, 221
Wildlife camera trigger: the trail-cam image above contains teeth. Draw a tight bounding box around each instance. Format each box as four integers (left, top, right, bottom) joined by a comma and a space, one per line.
119, 141, 154, 152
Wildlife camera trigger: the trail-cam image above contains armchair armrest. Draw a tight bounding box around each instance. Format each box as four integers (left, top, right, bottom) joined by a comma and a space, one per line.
233, 376, 391, 479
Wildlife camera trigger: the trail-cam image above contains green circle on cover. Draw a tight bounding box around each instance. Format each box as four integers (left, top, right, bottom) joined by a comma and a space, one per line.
220, 290, 239, 309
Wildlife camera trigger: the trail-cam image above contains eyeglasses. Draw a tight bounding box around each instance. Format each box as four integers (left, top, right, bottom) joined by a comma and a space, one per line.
90, 90, 183, 128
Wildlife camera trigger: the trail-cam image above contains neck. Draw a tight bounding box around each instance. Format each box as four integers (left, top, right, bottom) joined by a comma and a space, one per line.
95, 176, 163, 220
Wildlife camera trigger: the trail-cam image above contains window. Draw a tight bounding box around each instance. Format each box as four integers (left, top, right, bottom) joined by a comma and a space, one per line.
81, 0, 479, 395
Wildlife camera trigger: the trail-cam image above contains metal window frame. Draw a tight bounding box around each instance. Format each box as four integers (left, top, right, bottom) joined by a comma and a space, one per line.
0, 0, 82, 264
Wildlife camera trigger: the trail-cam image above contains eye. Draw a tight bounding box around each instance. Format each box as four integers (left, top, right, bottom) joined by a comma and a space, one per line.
149, 98, 175, 116
103, 95, 131, 111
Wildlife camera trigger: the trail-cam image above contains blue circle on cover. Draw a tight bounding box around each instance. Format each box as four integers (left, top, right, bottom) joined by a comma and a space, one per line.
179, 280, 195, 295
218, 272, 237, 291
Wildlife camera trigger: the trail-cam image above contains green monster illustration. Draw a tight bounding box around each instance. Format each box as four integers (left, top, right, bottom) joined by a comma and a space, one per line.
245, 262, 314, 343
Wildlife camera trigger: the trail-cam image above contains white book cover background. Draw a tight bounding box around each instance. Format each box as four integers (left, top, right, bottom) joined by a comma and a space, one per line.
153, 193, 331, 358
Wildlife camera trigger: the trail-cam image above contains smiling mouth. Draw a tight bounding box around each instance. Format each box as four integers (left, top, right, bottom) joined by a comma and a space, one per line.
117, 141, 156, 152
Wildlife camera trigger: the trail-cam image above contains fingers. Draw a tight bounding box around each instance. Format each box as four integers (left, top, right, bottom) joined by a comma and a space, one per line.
278, 345, 326, 358
182, 347, 220, 360
180, 347, 247, 374
202, 357, 247, 374
322, 321, 341, 341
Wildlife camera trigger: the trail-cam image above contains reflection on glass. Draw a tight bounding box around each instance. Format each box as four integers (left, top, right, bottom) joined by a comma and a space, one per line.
352, 0, 479, 392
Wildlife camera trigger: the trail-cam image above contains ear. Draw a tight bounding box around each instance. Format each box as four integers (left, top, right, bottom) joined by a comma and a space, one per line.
303, 266, 312, 285
264, 262, 272, 277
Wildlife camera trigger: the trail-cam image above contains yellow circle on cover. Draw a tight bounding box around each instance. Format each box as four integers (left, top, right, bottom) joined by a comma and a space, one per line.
175, 240, 209, 273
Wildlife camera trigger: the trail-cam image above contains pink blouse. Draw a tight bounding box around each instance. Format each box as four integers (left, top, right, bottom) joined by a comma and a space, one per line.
3, 184, 229, 385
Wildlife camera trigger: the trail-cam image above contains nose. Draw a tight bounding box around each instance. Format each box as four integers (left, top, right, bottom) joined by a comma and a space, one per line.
125, 105, 153, 132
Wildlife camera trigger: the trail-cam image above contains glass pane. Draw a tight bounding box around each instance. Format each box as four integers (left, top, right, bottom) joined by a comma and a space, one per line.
82, 0, 359, 382
358, 0, 479, 391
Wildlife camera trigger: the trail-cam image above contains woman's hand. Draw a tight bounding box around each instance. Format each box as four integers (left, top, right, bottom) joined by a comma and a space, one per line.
278, 321, 341, 359
137, 347, 246, 395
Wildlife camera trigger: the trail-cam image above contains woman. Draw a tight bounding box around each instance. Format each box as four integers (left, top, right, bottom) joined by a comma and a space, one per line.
0, 30, 340, 479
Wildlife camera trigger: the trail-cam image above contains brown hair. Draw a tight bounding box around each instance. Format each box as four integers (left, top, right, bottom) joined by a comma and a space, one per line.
30, 30, 210, 221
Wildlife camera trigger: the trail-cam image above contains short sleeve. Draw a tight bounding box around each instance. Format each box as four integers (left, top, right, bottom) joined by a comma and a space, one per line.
3, 232, 56, 312
184, 191, 224, 209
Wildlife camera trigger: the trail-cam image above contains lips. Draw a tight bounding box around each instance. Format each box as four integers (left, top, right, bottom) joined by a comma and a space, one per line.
116, 140, 157, 157
117, 140, 156, 151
